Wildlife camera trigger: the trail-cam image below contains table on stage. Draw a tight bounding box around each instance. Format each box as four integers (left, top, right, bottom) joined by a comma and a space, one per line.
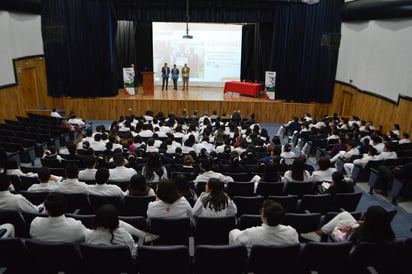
223, 81, 263, 97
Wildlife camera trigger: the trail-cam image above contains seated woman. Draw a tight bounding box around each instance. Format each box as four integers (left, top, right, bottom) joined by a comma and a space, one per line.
310, 156, 337, 183
300, 205, 395, 243
281, 158, 311, 183
192, 178, 237, 218
141, 152, 168, 183
146, 180, 192, 218
173, 174, 197, 206
125, 174, 155, 196
322, 171, 354, 195
85, 204, 137, 255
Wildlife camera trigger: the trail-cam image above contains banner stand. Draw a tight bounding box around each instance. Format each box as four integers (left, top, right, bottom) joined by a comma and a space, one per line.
123, 67, 135, 95
265, 71, 276, 100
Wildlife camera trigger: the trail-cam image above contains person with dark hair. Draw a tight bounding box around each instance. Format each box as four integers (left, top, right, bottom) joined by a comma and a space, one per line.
322, 171, 354, 195
146, 180, 192, 218
281, 158, 311, 183
330, 141, 360, 164
192, 178, 237, 217
262, 155, 282, 182
280, 143, 296, 163
229, 200, 298, 252
399, 132, 410, 144
85, 204, 136, 254
126, 174, 155, 196
0, 173, 40, 213
4, 158, 37, 178
55, 164, 89, 194
174, 174, 197, 206
225, 154, 244, 173
30, 193, 87, 242
78, 156, 98, 181
141, 152, 168, 183
87, 168, 124, 198
301, 205, 395, 243
193, 158, 234, 188
109, 153, 137, 182
28, 167, 59, 192
310, 156, 337, 183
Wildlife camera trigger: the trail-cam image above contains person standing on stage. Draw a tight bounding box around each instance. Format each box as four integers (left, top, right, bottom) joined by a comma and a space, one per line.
181, 63, 190, 91
161, 62, 170, 91
171, 64, 179, 90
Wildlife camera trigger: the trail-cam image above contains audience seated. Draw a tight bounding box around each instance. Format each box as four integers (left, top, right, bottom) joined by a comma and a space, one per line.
192, 178, 237, 218
229, 200, 299, 253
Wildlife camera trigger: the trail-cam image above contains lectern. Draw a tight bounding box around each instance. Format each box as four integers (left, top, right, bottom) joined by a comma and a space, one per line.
141, 72, 154, 96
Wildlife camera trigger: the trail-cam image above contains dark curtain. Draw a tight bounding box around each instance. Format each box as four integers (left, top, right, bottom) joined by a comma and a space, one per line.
241, 1, 343, 103
42, 0, 118, 98
114, 21, 153, 87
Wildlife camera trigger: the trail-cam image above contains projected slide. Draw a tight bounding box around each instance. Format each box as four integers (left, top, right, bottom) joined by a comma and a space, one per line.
153, 22, 242, 87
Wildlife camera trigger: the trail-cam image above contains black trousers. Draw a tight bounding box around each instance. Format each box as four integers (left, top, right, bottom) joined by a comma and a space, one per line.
162, 77, 169, 90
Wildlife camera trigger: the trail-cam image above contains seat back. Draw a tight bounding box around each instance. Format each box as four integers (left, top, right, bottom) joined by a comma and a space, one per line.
233, 196, 265, 216
349, 240, 404, 274
123, 195, 156, 217
284, 182, 314, 197
256, 182, 284, 197
20, 176, 39, 191
331, 192, 362, 212
248, 244, 300, 274
268, 195, 299, 213
80, 243, 136, 274
225, 172, 251, 182
61, 193, 90, 213
66, 213, 96, 229
148, 217, 192, 245
20, 190, 50, 206
25, 239, 82, 273
301, 242, 352, 274
138, 245, 191, 274
0, 209, 29, 237
40, 158, 63, 168
0, 238, 32, 272
89, 194, 123, 213
227, 181, 255, 197
194, 215, 237, 245
238, 214, 262, 230
283, 212, 321, 234
299, 194, 333, 214
194, 244, 248, 274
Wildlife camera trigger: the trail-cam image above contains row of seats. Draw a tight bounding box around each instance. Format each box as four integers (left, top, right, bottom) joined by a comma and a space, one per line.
2, 207, 394, 245
1, 237, 410, 274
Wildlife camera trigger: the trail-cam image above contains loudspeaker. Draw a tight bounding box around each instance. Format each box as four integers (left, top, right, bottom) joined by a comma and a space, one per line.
321, 33, 341, 47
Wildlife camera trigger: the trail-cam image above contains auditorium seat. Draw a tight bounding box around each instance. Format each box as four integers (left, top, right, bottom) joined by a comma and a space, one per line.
148, 217, 192, 245
194, 244, 248, 274
268, 195, 299, 213
349, 240, 404, 274
194, 215, 237, 245
255, 182, 284, 197
284, 182, 314, 197
248, 244, 301, 274
298, 194, 333, 214
0, 238, 32, 273
331, 192, 362, 212
233, 196, 265, 216
138, 245, 191, 274
301, 241, 352, 274
80, 243, 137, 274
25, 239, 83, 274
238, 214, 262, 230
122, 195, 155, 217
283, 212, 321, 235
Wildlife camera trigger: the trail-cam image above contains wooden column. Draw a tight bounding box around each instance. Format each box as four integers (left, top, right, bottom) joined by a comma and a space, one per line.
141, 72, 154, 96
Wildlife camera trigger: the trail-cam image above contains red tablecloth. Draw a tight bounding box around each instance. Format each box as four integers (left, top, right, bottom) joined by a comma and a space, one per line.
224, 81, 263, 97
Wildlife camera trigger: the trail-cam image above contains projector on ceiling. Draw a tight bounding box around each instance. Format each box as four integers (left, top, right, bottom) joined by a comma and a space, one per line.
183, 34, 193, 39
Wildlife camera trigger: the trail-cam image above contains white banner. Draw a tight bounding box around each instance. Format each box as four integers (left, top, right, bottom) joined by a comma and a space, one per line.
123, 67, 135, 95
265, 71, 276, 100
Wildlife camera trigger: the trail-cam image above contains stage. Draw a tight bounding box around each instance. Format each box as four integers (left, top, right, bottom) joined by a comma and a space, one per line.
42, 85, 328, 123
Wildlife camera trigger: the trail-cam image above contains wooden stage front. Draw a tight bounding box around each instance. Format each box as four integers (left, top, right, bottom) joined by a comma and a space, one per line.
47, 85, 330, 123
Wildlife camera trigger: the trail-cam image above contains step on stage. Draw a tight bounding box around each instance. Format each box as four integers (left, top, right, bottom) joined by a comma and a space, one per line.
56, 86, 321, 123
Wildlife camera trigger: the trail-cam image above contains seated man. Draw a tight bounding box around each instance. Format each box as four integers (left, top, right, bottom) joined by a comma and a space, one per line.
0, 174, 41, 214
27, 167, 60, 192
55, 164, 89, 194
193, 158, 234, 188
30, 193, 87, 243
229, 200, 299, 253
87, 168, 124, 199
109, 153, 137, 182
